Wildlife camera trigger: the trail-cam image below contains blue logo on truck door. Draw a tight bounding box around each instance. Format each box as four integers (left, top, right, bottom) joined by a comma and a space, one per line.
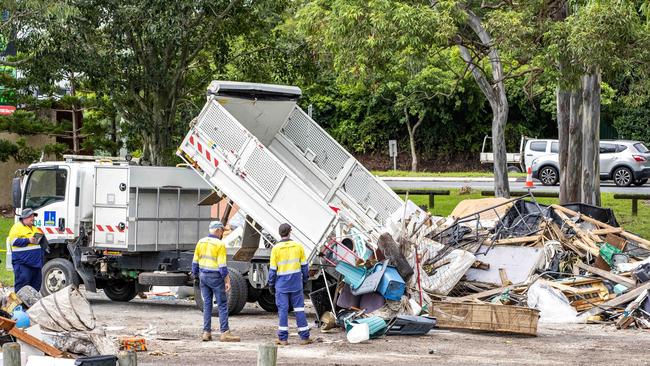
44, 211, 56, 226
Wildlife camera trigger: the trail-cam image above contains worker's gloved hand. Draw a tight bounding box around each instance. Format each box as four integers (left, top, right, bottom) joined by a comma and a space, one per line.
269, 286, 275, 295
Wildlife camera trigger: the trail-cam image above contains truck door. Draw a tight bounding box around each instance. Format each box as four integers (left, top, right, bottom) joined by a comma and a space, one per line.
21, 166, 73, 241
93, 166, 129, 249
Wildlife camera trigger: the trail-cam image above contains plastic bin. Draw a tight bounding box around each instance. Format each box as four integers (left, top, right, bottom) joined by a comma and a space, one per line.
387, 315, 436, 335
335, 261, 366, 290
377, 265, 406, 301
351, 260, 388, 296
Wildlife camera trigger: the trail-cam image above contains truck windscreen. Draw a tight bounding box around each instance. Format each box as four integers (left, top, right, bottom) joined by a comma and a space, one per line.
23, 168, 67, 210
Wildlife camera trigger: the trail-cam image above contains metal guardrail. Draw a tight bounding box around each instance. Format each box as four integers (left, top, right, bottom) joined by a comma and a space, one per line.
392, 189, 450, 209
613, 193, 650, 216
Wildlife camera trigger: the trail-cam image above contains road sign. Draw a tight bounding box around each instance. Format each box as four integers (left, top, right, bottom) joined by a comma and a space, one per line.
389, 140, 397, 157
389, 140, 397, 170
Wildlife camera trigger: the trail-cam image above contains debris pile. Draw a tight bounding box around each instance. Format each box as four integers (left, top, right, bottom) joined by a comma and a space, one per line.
0, 285, 117, 363
312, 194, 650, 341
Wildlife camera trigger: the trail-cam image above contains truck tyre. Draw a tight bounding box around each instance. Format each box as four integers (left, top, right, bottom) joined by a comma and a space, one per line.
194, 268, 248, 316
257, 290, 278, 313
103, 280, 137, 302
507, 165, 521, 173
538, 166, 559, 186
138, 272, 188, 286
41, 258, 80, 296
247, 285, 261, 303
613, 167, 633, 187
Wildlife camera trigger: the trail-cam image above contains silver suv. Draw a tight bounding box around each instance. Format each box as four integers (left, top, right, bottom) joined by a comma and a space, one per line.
531, 140, 650, 187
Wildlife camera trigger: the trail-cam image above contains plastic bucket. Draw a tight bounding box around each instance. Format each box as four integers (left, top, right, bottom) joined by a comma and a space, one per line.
346, 323, 370, 343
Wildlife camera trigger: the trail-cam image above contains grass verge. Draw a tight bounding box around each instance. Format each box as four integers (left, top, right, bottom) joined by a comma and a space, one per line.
0, 218, 14, 285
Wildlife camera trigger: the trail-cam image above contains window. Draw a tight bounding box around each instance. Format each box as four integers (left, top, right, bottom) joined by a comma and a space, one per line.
599, 143, 617, 154
634, 143, 649, 153
617, 145, 628, 153
23, 169, 67, 210
551, 142, 559, 153
530, 141, 547, 152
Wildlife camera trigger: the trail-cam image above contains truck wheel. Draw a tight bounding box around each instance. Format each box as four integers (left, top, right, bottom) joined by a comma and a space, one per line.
138, 272, 189, 286
103, 280, 137, 302
41, 258, 80, 296
194, 268, 248, 316
247, 285, 261, 303
507, 166, 521, 173
257, 290, 278, 313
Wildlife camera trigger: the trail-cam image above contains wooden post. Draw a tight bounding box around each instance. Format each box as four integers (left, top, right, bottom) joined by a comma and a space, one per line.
2, 342, 21, 366
428, 194, 434, 209
257, 343, 278, 366
118, 350, 138, 366
632, 198, 638, 216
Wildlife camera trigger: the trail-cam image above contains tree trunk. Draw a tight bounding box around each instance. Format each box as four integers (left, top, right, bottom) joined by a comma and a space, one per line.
404, 108, 424, 172
566, 89, 583, 203
557, 88, 571, 204
69, 76, 80, 154
581, 70, 601, 206
111, 112, 119, 156
457, 9, 510, 198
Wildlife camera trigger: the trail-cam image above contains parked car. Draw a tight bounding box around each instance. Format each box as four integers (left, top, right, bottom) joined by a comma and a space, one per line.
479, 136, 558, 173
530, 140, 650, 187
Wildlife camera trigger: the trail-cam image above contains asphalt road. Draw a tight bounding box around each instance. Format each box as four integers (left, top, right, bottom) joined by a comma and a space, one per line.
381, 177, 650, 195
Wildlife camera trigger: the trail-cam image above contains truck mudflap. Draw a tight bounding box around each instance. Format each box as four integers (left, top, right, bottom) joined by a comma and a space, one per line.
67, 241, 97, 292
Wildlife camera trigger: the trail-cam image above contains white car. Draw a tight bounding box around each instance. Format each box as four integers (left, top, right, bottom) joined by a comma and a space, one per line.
531, 140, 650, 187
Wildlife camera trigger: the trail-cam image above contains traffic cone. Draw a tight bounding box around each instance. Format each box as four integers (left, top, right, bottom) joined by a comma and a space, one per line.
525, 167, 534, 188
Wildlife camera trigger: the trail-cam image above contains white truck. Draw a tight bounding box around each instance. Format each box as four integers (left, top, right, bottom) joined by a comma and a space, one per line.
9, 157, 217, 298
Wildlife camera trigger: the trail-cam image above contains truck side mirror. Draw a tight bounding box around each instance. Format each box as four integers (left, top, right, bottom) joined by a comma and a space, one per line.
12, 177, 22, 209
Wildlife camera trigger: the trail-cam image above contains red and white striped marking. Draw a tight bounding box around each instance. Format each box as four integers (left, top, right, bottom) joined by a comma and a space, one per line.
188, 134, 219, 168
95, 224, 126, 233
39, 227, 74, 235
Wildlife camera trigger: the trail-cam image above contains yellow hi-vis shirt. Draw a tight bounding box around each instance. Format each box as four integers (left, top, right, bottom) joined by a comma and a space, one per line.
269, 240, 308, 293
7, 222, 43, 267
192, 235, 228, 277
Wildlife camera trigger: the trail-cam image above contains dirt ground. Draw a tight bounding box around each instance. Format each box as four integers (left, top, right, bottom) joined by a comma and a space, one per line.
85, 290, 650, 366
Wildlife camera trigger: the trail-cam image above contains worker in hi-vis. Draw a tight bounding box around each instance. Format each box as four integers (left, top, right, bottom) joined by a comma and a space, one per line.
192, 220, 240, 342
7, 208, 44, 293
268, 223, 313, 345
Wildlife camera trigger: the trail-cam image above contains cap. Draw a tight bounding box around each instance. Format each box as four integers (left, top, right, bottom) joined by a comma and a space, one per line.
208, 220, 224, 230
19, 209, 38, 219
279, 223, 292, 237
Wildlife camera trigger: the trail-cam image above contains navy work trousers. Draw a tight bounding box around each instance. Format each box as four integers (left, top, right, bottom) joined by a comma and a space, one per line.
199, 272, 230, 333
14, 264, 42, 293
276, 290, 310, 341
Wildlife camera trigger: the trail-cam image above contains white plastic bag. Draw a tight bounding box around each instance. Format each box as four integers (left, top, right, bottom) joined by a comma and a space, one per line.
527, 281, 579, 323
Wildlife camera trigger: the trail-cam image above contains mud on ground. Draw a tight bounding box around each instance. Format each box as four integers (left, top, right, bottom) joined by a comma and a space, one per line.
87, 291, 650, 366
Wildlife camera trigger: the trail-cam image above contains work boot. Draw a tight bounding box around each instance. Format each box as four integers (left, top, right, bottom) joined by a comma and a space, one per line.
275, 339, 289, 346
202, 331, 212, 342
299, 338, 314, 345
219, 330, 241, 342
